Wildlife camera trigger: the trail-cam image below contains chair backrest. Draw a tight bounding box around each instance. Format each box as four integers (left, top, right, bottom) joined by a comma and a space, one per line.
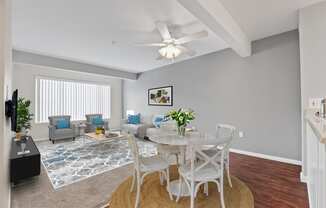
126, 134, 140, 170
48, 115, 71, 126
188, 135, 232, 180
216, 124, 236, 153
85, 114, 103, 122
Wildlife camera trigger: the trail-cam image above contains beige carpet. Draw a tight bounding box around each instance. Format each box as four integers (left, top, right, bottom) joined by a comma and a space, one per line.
108, 166, 254, 208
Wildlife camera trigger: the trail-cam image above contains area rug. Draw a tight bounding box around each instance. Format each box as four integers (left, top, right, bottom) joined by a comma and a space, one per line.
37, 136, 157, 189
108, 165, 254, 208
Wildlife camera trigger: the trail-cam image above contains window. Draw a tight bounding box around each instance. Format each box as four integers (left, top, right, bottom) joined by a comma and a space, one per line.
35, 77, 111, 123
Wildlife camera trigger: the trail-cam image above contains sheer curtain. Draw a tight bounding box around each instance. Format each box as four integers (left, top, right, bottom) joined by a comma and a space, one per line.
35, 77, 111, 123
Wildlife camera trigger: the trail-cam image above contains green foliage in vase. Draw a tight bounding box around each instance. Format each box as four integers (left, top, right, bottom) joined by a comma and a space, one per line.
166, 108, 195, 127
17, 97, 34, 132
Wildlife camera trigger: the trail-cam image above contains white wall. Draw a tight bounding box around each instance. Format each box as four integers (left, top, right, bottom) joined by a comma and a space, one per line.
299, 1, 326, 178
0, 0, 11, 207
13, 63, 123, 140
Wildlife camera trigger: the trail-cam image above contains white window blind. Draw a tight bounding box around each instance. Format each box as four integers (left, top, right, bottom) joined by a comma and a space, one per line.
35, 77, 111, 123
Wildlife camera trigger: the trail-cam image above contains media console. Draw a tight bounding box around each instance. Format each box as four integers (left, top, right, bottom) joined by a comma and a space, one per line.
10, 136, 41, 184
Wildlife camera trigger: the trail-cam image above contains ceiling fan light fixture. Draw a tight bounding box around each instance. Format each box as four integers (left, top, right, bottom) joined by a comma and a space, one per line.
159, 44, 181, 59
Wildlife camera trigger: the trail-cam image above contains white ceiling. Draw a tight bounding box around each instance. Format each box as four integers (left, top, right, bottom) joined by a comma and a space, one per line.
12, 0, 325, 73
218, 0, 325, 41
12, 0, 228, 73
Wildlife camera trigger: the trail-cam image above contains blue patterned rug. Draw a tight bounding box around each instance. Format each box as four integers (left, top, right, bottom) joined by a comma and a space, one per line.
36, 136, 157, 189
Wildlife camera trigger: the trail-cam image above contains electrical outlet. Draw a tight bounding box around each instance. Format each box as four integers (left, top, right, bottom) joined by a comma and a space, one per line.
239, 131, 244, 138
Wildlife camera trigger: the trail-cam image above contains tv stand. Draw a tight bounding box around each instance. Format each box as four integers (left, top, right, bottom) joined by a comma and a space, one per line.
10, 136, 41, 184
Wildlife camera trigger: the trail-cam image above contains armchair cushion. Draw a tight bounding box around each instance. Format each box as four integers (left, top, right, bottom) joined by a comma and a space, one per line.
56, 119, 70, 129
92, 116, 104, 126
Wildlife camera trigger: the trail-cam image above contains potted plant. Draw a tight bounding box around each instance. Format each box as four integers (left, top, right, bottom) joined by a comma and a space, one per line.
16, 97, 33, 139
166, 108, 195, 136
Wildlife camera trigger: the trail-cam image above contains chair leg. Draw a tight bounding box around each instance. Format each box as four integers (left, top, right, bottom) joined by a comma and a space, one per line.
175, 154, 179, 166
176, 176, 183, 202
190, 181, 195, 208
159, 172, 164, 185
226, 157, 232, 188
166, 168, 173, 200
135, 173, 141, 208
204, 182, 209, 196
220, 180, 225, 208
130, 170, 136, 192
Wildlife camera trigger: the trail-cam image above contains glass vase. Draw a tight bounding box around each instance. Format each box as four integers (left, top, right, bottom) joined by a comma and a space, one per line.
177, 125, 186, 137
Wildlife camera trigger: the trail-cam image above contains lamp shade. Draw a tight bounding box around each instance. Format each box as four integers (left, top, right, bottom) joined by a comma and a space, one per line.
159, 45, 181, 59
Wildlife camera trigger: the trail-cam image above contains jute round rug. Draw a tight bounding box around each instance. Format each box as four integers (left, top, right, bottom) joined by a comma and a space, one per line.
108, 166, 254, 208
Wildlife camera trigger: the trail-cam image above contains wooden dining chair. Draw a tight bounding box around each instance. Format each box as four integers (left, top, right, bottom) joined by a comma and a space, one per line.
127, 134, 173, 208
178, 134, 232, 208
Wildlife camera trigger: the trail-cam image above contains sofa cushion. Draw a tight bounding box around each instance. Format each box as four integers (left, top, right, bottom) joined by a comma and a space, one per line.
128, 114, 141, 124
92, 116, 104, 126
54, 128, 74, 137
56, 119, 70, 129
152, 115, 167, 128
122, 123, 143, 134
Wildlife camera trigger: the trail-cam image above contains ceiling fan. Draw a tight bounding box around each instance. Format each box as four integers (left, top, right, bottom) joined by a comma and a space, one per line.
137, 21, 208, 60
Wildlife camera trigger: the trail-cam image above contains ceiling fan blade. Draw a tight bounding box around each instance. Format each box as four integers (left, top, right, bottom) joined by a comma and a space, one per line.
135, 43, 166, 47
156, 21, 172, 41
176, 45, 196, 56
175, 30, 208, 45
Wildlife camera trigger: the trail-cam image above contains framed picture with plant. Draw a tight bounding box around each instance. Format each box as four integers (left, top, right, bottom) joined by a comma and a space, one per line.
16, 97, 33, 138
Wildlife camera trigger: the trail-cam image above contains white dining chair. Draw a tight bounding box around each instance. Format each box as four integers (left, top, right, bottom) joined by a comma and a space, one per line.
178, 135, 232, 208
199, 124, 236, 188
215, 124, 236, 187
127, 134, 173, 208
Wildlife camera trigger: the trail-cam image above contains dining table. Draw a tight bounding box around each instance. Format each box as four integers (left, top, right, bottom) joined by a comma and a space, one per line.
149, 130, 228, 198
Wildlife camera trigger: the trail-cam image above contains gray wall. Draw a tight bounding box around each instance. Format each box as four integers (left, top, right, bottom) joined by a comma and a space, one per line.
124, 30, 301, 160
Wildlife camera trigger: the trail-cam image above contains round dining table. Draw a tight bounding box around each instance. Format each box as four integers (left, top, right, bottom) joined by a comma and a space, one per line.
149, 131, 216, 198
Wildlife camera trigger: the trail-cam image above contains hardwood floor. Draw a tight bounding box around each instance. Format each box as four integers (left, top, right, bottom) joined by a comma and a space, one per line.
11, 150, 309, 208
229, 152, 309, 208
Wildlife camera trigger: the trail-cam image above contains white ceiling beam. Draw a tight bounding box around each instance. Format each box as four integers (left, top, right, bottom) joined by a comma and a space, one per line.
177, 0, 251, 57
12, 50, 138, 80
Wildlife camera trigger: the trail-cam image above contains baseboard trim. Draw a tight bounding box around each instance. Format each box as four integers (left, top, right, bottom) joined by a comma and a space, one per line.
300, 171, 308, 183
230, 148, 302, 166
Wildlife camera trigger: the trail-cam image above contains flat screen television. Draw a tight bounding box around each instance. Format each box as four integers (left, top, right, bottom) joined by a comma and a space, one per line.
5, 89, 18, 132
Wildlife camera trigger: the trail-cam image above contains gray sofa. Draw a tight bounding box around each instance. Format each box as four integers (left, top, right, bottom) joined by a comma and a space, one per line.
48, 115, 76, 144
85, 114, 109, 133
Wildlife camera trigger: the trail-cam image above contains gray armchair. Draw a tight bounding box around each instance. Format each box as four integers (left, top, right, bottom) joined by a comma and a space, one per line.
48, 115, 76, 144
85, 114, 109, 133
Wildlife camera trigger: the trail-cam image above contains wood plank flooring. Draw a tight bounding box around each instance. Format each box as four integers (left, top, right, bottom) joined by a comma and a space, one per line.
11, 151, 309, 208
229, 152, 309, 208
